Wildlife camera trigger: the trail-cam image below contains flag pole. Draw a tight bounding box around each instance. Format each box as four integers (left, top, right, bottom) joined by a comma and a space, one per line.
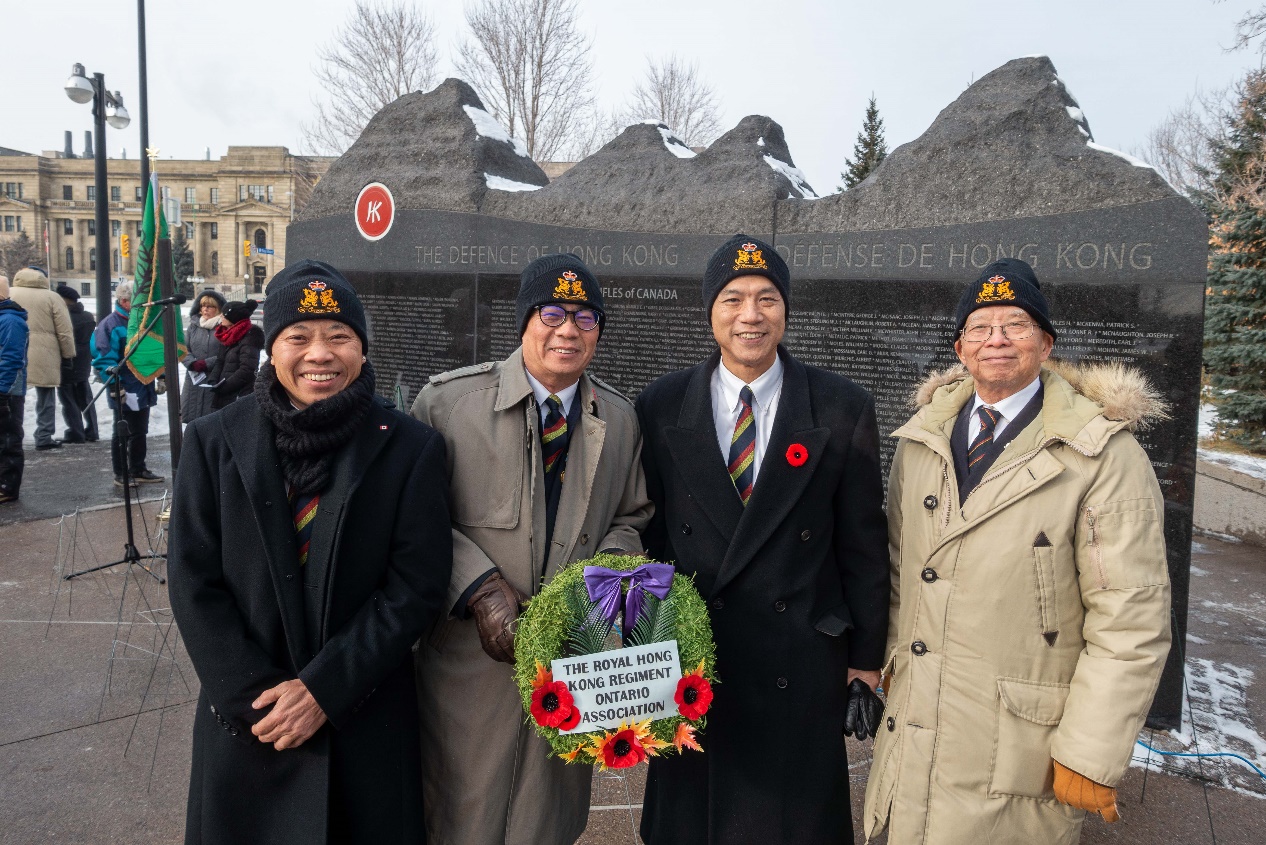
148, 149, 183, 471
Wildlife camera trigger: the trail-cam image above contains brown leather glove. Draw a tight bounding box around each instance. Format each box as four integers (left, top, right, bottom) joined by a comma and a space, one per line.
467, 571, 527, 664
1053, 760, 1119, 822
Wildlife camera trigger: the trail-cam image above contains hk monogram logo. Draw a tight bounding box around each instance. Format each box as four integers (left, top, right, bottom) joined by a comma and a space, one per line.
733, 242, 769, 271
298, 279, 341, 314
976, 275, 1016, 303
553, 270, 588, 301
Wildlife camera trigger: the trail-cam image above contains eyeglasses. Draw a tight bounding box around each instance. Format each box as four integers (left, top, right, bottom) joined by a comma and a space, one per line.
537, 304, 600, 332
959, 320, 1037, 343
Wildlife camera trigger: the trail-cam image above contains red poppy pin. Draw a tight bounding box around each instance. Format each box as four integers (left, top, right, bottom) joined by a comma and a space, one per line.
786, 443, 808, 467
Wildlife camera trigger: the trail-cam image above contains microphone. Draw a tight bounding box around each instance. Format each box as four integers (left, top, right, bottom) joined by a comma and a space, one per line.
146, 293, 188, 306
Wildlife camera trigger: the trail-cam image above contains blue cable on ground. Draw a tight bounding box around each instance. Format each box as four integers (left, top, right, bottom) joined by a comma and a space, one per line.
1136, 739, 1266, 782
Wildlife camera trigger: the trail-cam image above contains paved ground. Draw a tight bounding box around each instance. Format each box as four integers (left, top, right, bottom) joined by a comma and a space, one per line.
1, 483, 1263, 843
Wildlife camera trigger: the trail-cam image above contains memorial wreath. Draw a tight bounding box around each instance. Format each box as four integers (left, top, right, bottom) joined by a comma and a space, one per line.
514, 552, 717, 769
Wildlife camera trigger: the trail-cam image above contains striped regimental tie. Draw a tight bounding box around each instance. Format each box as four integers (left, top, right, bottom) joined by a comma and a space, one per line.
292, 492, 320, 567
728, 386, 757, 506
967, 405, 1000, 470
542, 395, 570, 480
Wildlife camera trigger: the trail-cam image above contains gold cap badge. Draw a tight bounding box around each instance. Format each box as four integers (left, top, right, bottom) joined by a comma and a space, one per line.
298, 279, 342, 314
553, 269, 587, 301
975, 274, 1016, 304
733, 242, 769, 271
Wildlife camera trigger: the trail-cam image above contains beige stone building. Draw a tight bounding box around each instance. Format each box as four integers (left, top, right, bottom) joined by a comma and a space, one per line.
0, 143, 331, 301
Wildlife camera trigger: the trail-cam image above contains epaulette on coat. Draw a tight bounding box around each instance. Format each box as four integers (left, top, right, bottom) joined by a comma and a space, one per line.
428, 361, 496, 386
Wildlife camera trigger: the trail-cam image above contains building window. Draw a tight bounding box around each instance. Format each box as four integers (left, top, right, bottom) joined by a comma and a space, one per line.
241, 184, 269, 202
135, 221, 143, 237
3, 217, 13, 232
185, 187, 196, 204
15, 217, 20, 231
63, 219, 73, 235
86, 186, 96, 201
254, 228, 267, 249
63, 185, 73, 201
87, 220, 96, 236
80, 282, 90, 296
210, 251, 218, 275
113, 249, 120, 272
162, 186, 171, 200
110, 186, 121, 202
3, 183, 22, 199
185, 222, 194, 240
89, 248, 96, 271
135, 186, 144, 201
238, 185, 247, 202
65, 248, 74, 270
209, 222, 218, 239
210, 188, 219, 205
111, 220, 121, 237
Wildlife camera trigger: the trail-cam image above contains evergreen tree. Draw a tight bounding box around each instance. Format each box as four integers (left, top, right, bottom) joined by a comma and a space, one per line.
173, 231, 195, 296
1205, 71, 1266, 452
0, 231, 40, 280
838, 95, 889, 191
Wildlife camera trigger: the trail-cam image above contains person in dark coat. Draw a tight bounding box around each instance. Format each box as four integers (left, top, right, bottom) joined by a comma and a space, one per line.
54, 284, 99, 443
181, 289, 226, 423
168, 260, 453, 845
635, 235, 890, 845
0, 274, 28, 504
209, 299, 264, 410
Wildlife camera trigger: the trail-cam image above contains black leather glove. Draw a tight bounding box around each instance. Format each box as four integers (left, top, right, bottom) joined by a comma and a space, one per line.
843, 677, 885, 741
467, 571, 528, 664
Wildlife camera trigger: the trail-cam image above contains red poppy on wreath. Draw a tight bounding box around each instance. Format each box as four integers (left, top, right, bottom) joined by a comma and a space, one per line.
529, 662, 578, 729
597, 726, 648, 769
675, 661, 714, 720
786, 443, 809, 467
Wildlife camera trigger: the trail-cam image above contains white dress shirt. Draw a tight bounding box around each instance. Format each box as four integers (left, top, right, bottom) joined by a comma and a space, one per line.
966, 376, 1041, 447
525, 370, 579, 428
711, 357, 784, 484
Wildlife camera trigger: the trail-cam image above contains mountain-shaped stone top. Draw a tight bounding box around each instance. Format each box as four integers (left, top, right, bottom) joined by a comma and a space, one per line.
483, 114, 816, 234
779, 56, 1185, 233
298, 78, 548, 221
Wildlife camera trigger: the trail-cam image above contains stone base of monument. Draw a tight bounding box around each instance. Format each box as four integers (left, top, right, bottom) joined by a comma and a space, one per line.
1195, 451, 1266, 547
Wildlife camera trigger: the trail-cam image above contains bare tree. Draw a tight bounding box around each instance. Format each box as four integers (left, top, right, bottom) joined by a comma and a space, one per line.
1233, 5, 1266, 52
1133, 89, 1227, 198
621, 55, 723, 149
303, 1, 439, 155
456, 0, 595, 161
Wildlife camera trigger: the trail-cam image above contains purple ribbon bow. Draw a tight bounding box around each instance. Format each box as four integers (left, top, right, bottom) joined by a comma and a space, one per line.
583, 562, 675, 638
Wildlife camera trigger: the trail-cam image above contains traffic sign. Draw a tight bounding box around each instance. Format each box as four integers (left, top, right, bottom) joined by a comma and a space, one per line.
256, 247, 274, 255
355, 182, 394, 241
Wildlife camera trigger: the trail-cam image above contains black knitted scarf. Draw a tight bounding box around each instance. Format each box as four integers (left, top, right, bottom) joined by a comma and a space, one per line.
253, 360, 377, 495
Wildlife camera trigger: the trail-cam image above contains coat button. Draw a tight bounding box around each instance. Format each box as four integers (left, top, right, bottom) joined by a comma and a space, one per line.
285, 574, 294, 580
921, 568, 938, 583
230, 727, 240, 736
210, 705, 218, 715
776, 677, 788, 689
911, 640, 928, 656
800, 530, 811, 541
712, 597, 724, 611
264, 500, 271, 507
923, 495, 938, 510
887, 716, 895, 732
579, 533, 589, 545
774, 600, 786, 613
681, 523, 692, 535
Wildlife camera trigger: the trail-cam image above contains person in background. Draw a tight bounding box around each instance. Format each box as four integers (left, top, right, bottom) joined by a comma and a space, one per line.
0, 275, 28, 504
181, 289, 226, 423
54, 284, 99, 443
9, 267, 73, 451
210, 299, 264, 410
92, 281, 162, 487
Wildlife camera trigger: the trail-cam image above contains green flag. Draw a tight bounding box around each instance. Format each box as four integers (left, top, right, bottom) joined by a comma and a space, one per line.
126, 176, 187, 382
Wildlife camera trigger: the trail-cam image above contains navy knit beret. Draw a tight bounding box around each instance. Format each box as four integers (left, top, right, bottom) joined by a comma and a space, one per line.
954, 258, 1056, 341
702, 234, 791, 318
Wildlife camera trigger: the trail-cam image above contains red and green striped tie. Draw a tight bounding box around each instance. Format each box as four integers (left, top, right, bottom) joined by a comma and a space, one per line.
542, 395, 570, 480
728, 386, 756, 506
292, 492, 319, 567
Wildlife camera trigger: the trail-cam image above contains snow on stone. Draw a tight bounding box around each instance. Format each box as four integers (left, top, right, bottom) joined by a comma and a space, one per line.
462, 105, 530, 159
656, 126, 695, 159
756, 136, 766, 147
762, 154, 819, 200
1065, 106, 1085, 124
483, 173, 543, 192
1199, 447, 1266, 481
1087, 141, 1154, 170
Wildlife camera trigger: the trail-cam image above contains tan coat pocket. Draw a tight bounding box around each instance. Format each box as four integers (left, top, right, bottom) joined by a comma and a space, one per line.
989, 677, 1070, 799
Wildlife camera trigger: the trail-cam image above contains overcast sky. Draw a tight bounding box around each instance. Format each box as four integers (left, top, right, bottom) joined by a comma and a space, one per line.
7, 0, 1265, 194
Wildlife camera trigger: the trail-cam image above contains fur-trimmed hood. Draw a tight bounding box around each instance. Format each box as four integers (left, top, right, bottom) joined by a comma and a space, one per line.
911, 360, 1169, 432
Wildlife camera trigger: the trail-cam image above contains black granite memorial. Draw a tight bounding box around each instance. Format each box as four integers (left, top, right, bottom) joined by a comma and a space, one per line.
289, 57, 1205, 729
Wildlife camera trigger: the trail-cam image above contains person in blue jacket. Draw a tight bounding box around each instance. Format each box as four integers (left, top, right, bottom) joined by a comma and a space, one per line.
92, 281, 163, 487
0, 274, 29, 504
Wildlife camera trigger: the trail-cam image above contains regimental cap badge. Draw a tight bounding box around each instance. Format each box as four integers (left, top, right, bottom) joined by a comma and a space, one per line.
298, 278, 342, 314
733, 242, 769, 271
976, 274, 1016, 304
553, 269, 587, 301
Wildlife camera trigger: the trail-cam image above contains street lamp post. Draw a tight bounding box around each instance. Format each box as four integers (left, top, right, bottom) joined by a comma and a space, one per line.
65, 63, 130, 319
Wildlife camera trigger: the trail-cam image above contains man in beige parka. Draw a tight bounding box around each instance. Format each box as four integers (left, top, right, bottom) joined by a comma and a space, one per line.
410, 253, 652, 845
9, 267, 74, 450
864, 258, 1171, 845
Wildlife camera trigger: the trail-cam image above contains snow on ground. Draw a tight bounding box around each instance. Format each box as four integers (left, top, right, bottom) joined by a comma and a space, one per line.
1200, 402, 1216, 439
462, 105, 530, 159
656, 126, 695, 159
20, 362, 182, 447
1133, 659, 1266, 798
762, 154, 819, 200
483, 173, 543, 192
1199, 447, 1266, 481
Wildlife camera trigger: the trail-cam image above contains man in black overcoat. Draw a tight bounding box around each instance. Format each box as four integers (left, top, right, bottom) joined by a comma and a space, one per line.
635, 235, 889, 844
169, 261, 453, 845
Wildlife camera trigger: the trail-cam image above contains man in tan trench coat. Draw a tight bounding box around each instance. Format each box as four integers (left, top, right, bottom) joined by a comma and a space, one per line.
411, 253, 652, 845
865, 258, 1171, 845
9, 267, 74, 450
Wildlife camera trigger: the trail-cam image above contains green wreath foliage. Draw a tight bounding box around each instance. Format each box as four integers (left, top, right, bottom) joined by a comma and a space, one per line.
514, 552, 717, 762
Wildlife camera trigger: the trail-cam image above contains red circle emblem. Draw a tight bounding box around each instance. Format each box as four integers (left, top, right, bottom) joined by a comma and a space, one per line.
786, 443, 808, 467
354, 182, 394, 241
